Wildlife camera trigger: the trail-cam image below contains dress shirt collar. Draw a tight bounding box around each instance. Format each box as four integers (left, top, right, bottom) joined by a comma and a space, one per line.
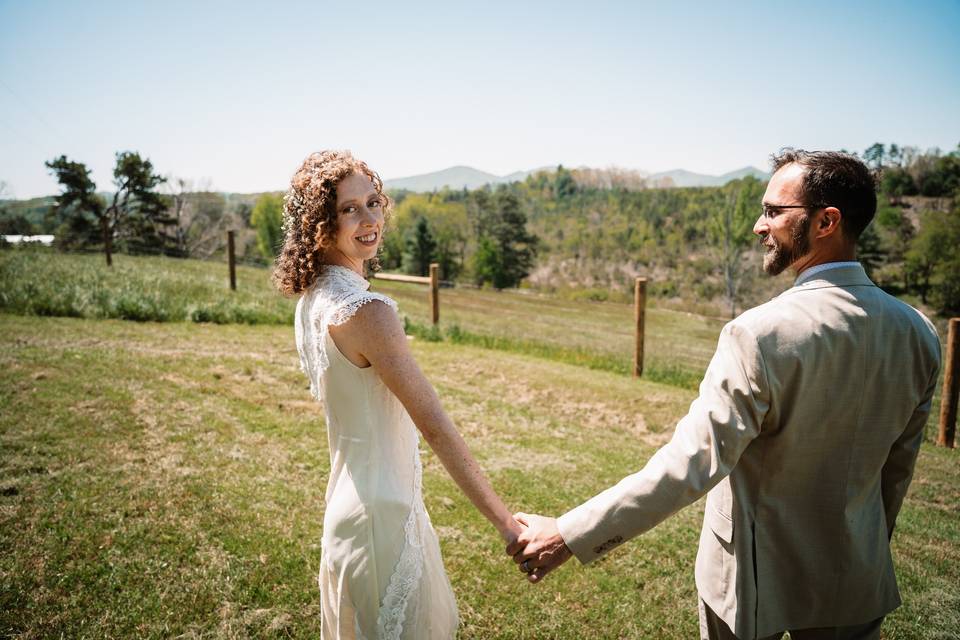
794, 261, 862, 287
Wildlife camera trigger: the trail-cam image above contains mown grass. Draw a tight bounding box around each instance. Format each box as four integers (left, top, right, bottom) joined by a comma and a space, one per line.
1, 314, 957, 639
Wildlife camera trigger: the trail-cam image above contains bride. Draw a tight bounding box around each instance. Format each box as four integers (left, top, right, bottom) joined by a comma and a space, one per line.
274, 150, 522, 639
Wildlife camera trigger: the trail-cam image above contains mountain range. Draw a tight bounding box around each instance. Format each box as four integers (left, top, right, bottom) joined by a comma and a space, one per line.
647, 166, 770, 188
383, 166, 544, 192
383, 165, 769, 192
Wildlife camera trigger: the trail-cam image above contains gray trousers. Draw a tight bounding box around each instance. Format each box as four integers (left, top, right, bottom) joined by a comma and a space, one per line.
698, 600, 883, 640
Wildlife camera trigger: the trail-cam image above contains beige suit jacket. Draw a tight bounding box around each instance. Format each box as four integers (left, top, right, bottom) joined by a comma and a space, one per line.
557, 264, 941, 639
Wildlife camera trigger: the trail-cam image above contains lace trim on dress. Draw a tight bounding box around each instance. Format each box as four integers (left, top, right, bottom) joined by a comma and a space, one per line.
296, 265, 398, 400
375, 435, 426, 639
294, 295, 315, 393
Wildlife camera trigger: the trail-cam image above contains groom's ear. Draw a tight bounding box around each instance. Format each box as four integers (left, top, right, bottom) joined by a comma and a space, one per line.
815, 206, 842, 239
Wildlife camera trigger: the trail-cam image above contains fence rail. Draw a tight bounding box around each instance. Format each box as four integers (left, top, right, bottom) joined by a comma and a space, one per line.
372, 273, 432, 285
372, 263, 440, 325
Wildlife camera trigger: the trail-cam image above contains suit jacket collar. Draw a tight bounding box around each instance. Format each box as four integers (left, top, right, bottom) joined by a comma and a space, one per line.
783, 263, 875, 295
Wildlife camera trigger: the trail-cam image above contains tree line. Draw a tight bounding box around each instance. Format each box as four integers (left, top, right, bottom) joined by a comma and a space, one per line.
855, 142, 960, 314
2, 143, 957, 314
2, 151, 541, 290
1, 152, 256, 265
380, 145, 959, 315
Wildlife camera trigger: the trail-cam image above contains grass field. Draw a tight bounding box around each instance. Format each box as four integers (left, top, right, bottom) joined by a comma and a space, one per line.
1, 313, 958, 639
0, 248, 727, 388
0, 247, 292, 325
1, 248, 957, 638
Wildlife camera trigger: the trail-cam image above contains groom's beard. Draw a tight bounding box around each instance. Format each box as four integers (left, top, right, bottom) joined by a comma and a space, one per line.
761, 213, 812, 276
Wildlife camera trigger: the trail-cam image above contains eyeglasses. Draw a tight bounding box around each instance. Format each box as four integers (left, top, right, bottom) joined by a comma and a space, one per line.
761, 203, 825, 218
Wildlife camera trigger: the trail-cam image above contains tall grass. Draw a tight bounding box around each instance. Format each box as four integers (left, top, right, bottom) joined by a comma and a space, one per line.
0, 246, 293, 324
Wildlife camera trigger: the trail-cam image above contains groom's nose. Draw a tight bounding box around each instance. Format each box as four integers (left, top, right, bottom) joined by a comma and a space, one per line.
753, 212, 767, 237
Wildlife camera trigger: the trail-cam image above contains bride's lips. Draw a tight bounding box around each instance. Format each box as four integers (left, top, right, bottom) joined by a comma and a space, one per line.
356, 231, 379, 247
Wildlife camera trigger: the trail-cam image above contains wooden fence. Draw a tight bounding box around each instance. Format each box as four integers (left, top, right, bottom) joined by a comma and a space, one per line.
220, 234, 960, 441
372, 263, 440, 325
227, 231, 237, 291
634, 276, 647, 378
938, 317, 959, 448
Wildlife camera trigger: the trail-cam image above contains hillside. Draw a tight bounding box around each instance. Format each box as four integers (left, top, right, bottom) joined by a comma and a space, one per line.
0, 195, 56, 231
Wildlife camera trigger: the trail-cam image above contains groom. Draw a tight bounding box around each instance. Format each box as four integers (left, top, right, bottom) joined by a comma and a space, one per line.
507, 149, 942, 640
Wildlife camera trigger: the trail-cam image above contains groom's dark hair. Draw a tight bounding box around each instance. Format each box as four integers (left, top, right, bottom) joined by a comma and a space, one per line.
771, 149, 878, 241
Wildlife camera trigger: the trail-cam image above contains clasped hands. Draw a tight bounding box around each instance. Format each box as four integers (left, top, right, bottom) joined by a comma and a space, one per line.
504, 512, 573, 583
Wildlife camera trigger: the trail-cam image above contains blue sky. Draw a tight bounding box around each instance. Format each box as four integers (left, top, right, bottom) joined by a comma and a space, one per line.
1, 0, 958, 198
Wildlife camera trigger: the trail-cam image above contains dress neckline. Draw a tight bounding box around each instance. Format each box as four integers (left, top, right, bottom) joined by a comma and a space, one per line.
320, 264, 370, 292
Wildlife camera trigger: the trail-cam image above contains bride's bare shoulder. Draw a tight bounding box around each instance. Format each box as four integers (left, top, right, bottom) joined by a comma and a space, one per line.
329, 297, 407, 358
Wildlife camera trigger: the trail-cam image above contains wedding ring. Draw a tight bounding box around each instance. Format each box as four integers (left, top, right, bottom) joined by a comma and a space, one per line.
521, 560, 532, 573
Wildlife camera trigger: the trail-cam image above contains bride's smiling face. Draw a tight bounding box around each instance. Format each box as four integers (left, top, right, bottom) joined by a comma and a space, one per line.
329, 172, 385, 269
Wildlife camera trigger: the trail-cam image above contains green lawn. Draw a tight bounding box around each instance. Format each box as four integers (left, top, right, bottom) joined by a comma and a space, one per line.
1, 314, 957, 639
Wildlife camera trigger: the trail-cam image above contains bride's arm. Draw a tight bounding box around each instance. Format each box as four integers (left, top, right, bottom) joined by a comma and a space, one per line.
330, 300, 523, 543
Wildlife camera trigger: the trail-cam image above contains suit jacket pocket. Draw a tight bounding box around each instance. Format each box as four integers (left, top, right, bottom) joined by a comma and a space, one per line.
706, 506, 734, 544
706, 477, 734, 544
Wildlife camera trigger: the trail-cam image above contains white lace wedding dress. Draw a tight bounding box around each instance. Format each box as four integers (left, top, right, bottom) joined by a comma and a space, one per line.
295, 265, 459, 639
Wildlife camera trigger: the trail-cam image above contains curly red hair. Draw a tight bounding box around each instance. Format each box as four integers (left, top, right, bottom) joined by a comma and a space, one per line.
273, 150, 390, 296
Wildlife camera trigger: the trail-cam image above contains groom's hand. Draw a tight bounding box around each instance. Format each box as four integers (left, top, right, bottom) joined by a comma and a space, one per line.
505, 512, 573, 583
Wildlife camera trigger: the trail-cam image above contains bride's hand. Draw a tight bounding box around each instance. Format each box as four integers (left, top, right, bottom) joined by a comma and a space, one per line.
499, 513, 527, 547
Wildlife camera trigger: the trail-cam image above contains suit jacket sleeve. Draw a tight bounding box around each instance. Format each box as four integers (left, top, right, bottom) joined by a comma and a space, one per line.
881, 362, 939, 539
557, 320, 771, 563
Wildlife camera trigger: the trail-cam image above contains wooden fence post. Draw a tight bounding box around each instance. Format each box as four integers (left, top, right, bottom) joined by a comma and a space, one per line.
633, 277, 647, 378
227, 231, 237, 291
370, 270, 438, 324
937, 317, 960, 448
430, 263, 440, 326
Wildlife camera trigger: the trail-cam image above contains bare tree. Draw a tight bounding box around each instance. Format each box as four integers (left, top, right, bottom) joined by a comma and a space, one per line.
161, 177, 229, 259
184, 190, 229, 258
710, 177, 764, 318
164, 176, 192, 256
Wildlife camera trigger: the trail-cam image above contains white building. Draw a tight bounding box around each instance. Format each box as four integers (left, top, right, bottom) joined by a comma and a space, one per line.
2, 235, 55, 246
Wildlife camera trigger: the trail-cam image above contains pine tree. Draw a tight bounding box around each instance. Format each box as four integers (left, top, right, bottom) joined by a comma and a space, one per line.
104, 151, 170, 262
402, 216, 437, 276
472, 188, 538, 289
45, 156, 105, 253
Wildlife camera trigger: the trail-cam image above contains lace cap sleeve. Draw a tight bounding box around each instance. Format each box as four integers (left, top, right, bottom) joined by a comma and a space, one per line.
328, 290, 398, 327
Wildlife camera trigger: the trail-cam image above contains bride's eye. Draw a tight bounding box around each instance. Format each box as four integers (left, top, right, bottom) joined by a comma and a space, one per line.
342, 206, 357, 214
368, 198, 381, 208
